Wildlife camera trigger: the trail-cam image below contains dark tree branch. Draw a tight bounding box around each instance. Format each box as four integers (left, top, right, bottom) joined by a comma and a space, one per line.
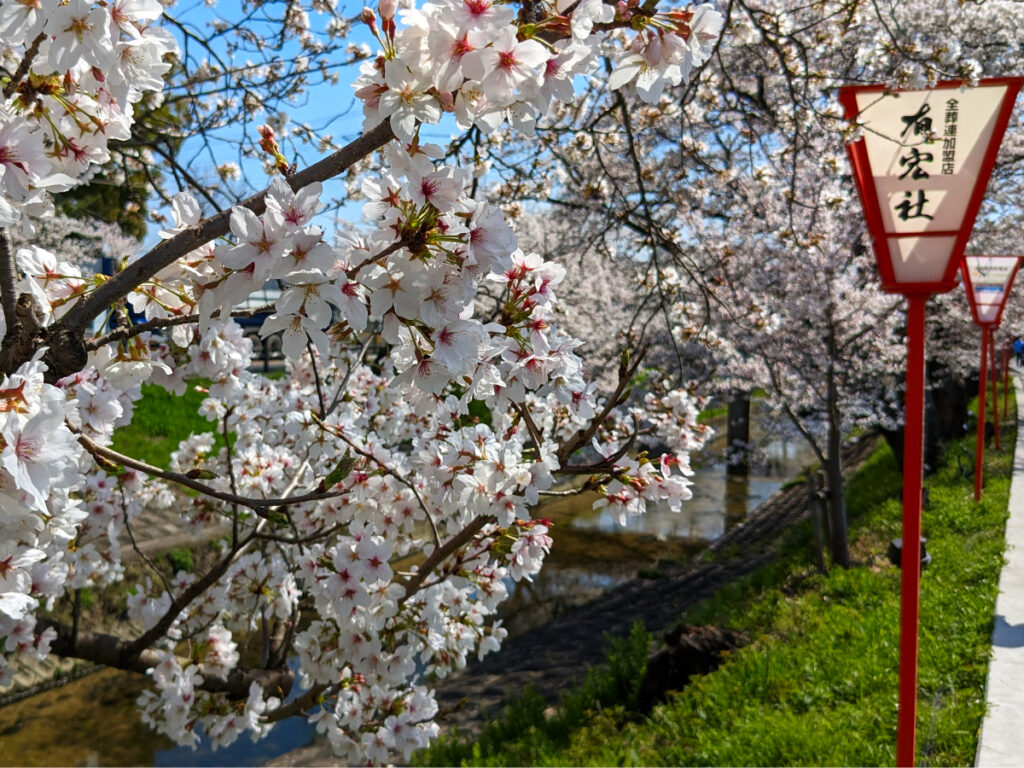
85, 304, 274, 351
555, 341, 648, 466
0, 229, 17, 332
35, 618, 294, 699
401, 516, 492, 600
59, 120, 396, 333
2, 32, 45, 98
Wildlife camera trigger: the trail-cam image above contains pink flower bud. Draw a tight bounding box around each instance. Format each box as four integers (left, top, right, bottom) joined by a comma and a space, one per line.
378, 0, 397, 21
361, 6, 377, 27
436, 90, 455, 112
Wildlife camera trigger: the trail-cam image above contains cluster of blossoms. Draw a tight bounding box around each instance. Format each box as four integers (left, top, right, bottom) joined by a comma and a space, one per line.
0, 0, 175, 232
0, 0, 722, 762
354, 0, 723, 137
0, 355, 82, 675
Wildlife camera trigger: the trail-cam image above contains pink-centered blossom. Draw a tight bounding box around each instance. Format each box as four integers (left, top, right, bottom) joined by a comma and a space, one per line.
1, 406, 79, 513
461, 27, 548, 105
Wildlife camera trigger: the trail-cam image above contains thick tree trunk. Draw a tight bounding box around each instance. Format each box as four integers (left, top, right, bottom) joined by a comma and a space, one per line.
825, 329, 850, 568
826, 428, 849, 568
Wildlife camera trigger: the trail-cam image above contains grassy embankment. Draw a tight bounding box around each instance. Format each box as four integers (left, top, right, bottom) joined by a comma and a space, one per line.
110, 381, 224, 469
416, 390, 1015, 767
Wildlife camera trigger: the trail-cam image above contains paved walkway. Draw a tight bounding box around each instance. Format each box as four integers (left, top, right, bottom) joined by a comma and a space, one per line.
976, 371, 1024, 767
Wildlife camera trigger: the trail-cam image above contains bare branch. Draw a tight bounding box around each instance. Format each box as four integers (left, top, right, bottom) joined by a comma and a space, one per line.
401, 516, 491, 600
35, 618, 294, 699
0, 229, 17, 332
84, 304, 274, 350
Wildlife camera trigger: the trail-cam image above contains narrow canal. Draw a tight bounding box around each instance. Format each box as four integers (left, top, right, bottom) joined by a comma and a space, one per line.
0, 417, 815, 766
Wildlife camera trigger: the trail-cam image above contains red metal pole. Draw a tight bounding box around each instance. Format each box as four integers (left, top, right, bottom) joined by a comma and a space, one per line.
897, 294, 927, 768
991, 333, 1001, 451
975, 325, 989, 502
1004, 344, 1010, 417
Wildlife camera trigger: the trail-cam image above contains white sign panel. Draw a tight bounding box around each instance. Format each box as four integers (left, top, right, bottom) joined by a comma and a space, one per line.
964, 255, 1020, 325
850, 82, 1015, 285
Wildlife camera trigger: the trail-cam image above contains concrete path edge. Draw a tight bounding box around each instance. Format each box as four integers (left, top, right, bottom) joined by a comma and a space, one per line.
975, 371, 1024, 767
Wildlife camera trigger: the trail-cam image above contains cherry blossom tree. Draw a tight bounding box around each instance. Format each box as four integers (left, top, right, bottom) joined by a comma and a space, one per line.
468, 0, 1024, 566
0, 0, 724, 761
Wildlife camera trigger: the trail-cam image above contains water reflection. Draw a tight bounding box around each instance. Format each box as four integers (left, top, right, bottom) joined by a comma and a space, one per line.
497, 426, 816, 636
0, 661, 315, 767
0, 669, 171, 767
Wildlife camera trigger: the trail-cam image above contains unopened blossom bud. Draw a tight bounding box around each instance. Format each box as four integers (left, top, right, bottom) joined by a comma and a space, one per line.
616, 1, 630, 19
665, 8, 694, 36
256, 124, 291, 175
360, 6, 377, 29
378, 0, 396, 21
436, 90, 455, 112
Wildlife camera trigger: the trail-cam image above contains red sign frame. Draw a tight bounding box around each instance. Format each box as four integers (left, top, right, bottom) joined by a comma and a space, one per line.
839, 77, 1024, 295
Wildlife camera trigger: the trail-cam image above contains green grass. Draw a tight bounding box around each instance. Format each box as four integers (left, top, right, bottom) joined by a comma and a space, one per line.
110, 381, 223, 469
416, 623, 653, 767
417, 390, 1014, 767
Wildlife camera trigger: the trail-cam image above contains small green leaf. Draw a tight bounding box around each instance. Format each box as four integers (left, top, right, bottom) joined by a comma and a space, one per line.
323, 450, 357, 488
94, 454, 123, 474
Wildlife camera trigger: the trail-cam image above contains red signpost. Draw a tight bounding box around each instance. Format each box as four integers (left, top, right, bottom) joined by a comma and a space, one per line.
992, 333, 1000, 451
1004, 344, 1011, 416
840, 77, 1023, 767
961, 255, 1022, 500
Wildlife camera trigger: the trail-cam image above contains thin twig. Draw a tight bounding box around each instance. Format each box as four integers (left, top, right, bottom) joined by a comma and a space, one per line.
78, 433, 345, 514
122, 498, 174, 595
223, 408, 240, 547
85, 304, 274, 351
306, 340, 326, 417
319, 421, 442, 549
326, 331, 376, 416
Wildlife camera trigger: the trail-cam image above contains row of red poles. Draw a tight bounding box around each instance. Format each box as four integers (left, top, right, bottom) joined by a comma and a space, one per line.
975, 328, 1014, 501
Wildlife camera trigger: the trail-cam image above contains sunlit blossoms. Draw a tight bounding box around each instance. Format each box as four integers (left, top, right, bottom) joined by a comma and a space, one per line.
0, 0, 723, 762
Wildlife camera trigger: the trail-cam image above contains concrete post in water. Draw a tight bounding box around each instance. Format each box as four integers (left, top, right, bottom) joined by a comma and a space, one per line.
726, 390, 751, 477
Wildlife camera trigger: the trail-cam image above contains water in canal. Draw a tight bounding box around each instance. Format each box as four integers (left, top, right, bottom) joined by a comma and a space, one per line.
0, 418, 815, 766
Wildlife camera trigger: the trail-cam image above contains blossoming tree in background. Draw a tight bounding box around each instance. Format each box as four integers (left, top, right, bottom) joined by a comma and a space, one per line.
474, 0, 1024, 568
0, 0, 724, 760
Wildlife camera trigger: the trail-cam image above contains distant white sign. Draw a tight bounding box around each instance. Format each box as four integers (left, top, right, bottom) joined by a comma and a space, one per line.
963, 255, 1021, 325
